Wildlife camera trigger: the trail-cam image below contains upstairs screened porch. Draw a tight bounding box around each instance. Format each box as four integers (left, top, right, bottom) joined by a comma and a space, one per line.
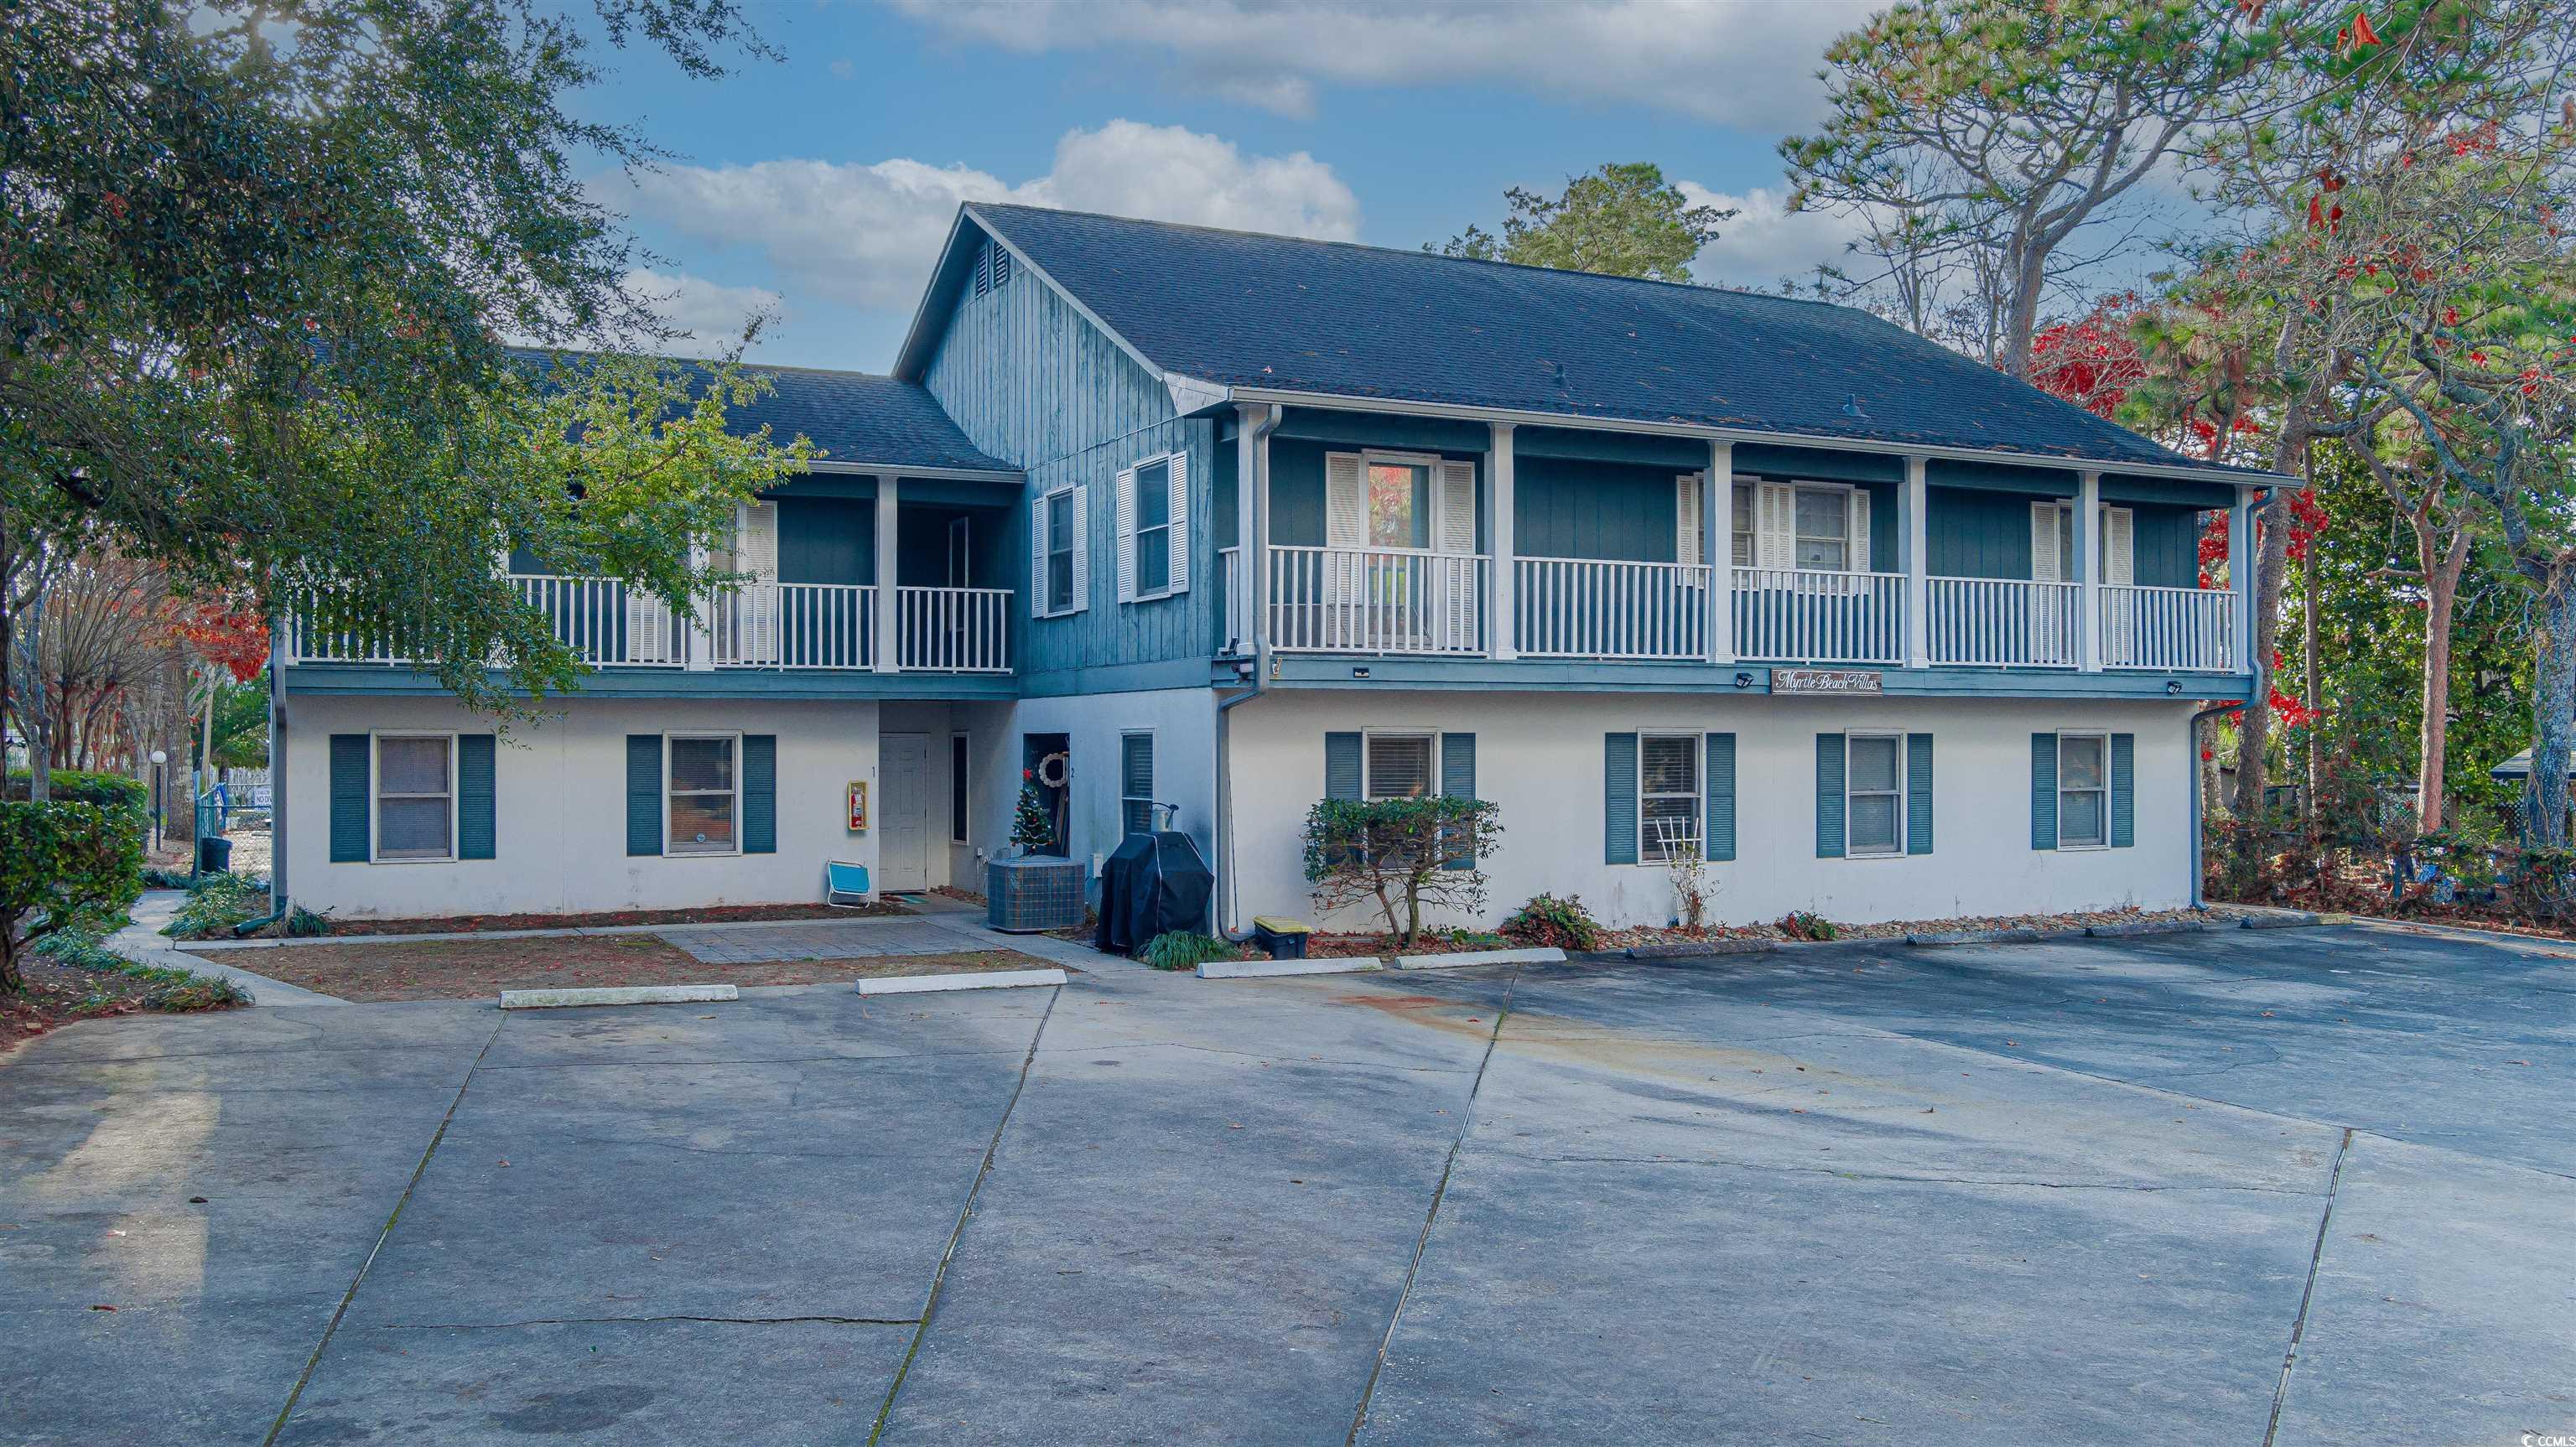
284, 475, 1020, 677
1218, 410, 2251, 680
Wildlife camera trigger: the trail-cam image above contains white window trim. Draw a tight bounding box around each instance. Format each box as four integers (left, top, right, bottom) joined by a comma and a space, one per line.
1120, 729, 1157, 834
949, 732, 972, 846
1636, 730, 1702, 865
1843, 731, 1907, 859
1361, 729, 1440, 800
1736, 477, 1875, 576
1040, 483, 1078, 617
1356, 450, 1457, 558
368, 730, 459, 865
2055, 729, 2112, 851
1129, 452, 1181, 601
666, 731, 744, 858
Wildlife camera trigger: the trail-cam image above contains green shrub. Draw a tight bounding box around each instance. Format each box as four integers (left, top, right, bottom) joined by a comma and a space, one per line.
1502, 893, 1603, 952
140, 864, 196, 889
1777, 910, 1838, 941
1137, 931, 1241, 971
2, 799, 148, 991
286, 905, 331, 937
163, 873, 271, 939
1301, 794, 1504, 948
33, 927, 249, 1010
4, 770, 149, 812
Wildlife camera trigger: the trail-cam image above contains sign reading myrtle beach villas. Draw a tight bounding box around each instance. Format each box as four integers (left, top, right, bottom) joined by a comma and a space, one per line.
1771, 668, 1883, 695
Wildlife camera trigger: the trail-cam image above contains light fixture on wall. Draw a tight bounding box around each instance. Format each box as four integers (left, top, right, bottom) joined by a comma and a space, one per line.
1350, 666, 1370, 680
1733, 672, 1755, 689
2165, 679, 2184, 697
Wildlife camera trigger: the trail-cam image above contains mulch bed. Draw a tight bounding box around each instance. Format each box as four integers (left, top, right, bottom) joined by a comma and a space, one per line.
1280, 904, 2251, 961
2, 955, 247, 1056
188, 936, 1058, 1002
306, 900, 909, 936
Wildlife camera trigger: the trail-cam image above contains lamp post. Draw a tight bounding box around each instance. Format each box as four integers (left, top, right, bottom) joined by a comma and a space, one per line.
148, 749, 168, 855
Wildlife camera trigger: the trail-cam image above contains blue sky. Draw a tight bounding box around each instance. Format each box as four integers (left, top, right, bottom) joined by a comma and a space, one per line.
580, 1, 1888, 372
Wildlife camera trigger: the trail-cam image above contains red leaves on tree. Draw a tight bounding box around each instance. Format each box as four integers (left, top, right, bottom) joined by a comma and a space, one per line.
2027, 294, 2147, 419
2347, 8, 2381, 48
171, 604, 269, 683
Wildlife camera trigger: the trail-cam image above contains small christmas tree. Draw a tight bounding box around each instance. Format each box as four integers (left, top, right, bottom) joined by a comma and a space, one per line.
1010, 770, 1056, 854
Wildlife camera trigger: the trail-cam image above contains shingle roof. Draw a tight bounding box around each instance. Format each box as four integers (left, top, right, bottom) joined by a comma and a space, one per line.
513, 350, 1013, 475
963, 203, 2259, 476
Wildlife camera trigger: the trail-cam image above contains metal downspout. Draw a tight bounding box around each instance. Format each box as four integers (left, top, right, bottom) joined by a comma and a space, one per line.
1215, 401, 1279, 941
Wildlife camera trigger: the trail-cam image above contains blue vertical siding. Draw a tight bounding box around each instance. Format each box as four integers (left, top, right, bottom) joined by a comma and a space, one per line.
921, 244, 1218, 690
2130, 504, 2201, 589
776, 497, 871, 585
1927, 486, 2035, 580
1516, 457, 1676, 563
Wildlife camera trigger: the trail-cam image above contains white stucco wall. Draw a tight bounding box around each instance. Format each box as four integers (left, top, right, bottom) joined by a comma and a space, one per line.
1223, 690, 2200, 931
979, 688, 1219, 898
281, 693, 880, 919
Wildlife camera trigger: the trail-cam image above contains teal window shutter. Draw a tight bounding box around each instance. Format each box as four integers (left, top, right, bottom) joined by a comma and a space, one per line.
1439, 731, 1476, 869
1705, 733, 1736, 862
2031, 733, 2059, 850
1604, 733, 1638, 865
743, 735, 777, 854
2110, 733, 2135, 848
626, 734, 662, 857
1324, 732, 1362, 800
458, 735, 496, 860
1815, 734, 1846, 858
329, 734, 370, 863
1906, 733, 1934, 856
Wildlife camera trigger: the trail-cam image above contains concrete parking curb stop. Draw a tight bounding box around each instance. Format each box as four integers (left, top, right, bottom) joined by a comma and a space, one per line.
2086, 919, 2209, 938
496, 983, 739, 1009
1394, 947, 1566, 971
1197, 957, 1382, 980
856, 967, 1066, 996
2238, 910, 2328, 930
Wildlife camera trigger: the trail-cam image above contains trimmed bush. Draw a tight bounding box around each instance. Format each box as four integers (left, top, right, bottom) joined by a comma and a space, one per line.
1301, 794, 1504, 949
1777, 910, 1839, 941
4, 770, 148, 812
1502, 893, 1604, 952
163, 873, 271, 940
2, 799, 148, 991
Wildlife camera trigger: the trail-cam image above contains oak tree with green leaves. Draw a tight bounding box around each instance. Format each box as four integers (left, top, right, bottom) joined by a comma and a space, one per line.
0, 0, 797, 757
1440, 163, 1731, 283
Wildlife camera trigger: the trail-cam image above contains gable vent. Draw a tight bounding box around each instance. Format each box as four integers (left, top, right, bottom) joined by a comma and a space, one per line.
974, 241, 1012, 298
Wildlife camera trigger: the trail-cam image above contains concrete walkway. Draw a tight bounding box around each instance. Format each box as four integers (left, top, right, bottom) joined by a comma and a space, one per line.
111, 890, 347, 1007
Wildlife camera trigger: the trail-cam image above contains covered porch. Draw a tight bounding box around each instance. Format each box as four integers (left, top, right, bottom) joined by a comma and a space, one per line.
1222, 407, 2250, 677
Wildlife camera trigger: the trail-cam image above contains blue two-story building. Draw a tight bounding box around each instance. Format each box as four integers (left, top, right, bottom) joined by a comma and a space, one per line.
272, 203, 2270, 930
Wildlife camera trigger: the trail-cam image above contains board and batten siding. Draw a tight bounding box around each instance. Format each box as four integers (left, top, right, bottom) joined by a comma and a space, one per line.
1926, 488, 2202, 589
920, 239, 1220, 692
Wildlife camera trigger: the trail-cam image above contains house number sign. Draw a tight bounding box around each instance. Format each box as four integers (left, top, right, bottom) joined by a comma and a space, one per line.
1772, 668, 1883, 695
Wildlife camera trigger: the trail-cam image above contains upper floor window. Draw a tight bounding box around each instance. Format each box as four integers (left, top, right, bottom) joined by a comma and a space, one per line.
1325, 451, 1475, 557
1737, 480, 1872, 574
1032, 485, 1087, 618
1116, 453, 1188, 602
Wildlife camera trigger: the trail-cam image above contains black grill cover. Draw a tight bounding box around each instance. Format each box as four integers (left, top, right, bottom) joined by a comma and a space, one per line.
1096, 830, 1214, 954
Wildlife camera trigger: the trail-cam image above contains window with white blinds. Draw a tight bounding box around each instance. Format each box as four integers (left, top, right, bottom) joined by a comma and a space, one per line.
1364, 734, 1435, 800
1639, 734, 1700, 862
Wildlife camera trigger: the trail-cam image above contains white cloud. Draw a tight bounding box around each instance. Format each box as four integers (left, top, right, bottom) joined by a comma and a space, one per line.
1679, 183, 1872, 290
884, 0, 1883, 128
620, 269, 786, 357
614, 121, 1360, 314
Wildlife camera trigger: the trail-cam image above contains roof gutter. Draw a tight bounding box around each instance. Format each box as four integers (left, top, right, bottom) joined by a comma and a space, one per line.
1221, 385, 2293, 490
800, 459, 1022, 484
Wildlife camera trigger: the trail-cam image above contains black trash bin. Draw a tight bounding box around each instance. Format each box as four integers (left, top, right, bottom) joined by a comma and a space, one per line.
1095, 830, 1214, 955
195, 835, 233, 875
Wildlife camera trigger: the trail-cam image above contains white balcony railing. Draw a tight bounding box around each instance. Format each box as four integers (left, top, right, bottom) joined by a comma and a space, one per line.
1517, 557, 1711, 659
896, 586, 1012, 672
1268, 546, 1488, 656
1217, 546, 1246, 655
1731, 568, 1907, 665
2102, 583, 2237, 672
285, 575, 1006, 673
1927, 577, 2080, 667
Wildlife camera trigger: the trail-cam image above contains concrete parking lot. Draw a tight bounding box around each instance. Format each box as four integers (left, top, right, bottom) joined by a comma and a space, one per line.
3, 923, 2568, 1444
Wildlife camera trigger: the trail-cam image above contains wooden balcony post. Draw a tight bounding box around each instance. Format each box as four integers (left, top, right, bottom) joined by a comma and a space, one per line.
2076, 469, 2102, 673
1490, 423, 1517, 660
874, 473, 900, 673
1707, 440, 1734, 666
1903, 455, 1929, 668
684, 540, 714, 671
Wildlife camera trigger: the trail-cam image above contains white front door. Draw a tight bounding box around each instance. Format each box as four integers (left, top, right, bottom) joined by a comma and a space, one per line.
880, 733, 931, 892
